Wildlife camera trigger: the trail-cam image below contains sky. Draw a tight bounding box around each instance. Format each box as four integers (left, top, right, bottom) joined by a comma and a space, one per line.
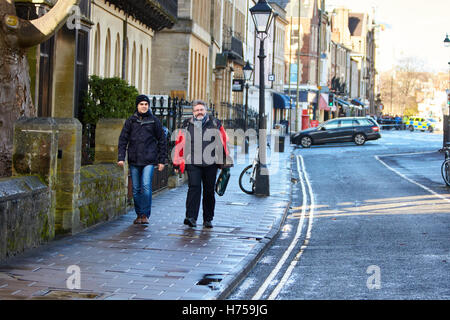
326, 0, 450, 72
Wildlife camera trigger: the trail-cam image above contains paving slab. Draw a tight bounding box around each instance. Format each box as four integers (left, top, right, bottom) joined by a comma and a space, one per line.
0, 141, 292, 300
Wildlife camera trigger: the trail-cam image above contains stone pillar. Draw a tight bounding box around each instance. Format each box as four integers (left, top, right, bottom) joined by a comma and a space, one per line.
52, 27, 76, 118
12, 117, 59, 240
94, 118, 128, 192
53, 118, 82, 235
94, 118, 126, 163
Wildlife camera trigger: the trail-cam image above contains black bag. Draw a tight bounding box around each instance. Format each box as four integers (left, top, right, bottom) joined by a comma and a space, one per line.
215, 168, 230, 196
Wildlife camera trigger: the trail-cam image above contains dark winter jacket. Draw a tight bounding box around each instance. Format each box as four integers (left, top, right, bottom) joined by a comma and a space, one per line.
172, 115, 231, 173
118, 111, 167, 166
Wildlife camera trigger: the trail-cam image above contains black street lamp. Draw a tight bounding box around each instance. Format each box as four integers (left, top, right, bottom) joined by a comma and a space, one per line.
444, 34, 450, 107
243, 60, 254, 154
445, 35, 450, 91
444, 34, 450, 48
250, 0, 274, 196
443, 34, 450, 147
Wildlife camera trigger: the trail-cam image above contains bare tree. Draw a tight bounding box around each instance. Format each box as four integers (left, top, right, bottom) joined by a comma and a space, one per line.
379, 56, 427, 116
0, 0, 79, 177
395, 57, 424, 115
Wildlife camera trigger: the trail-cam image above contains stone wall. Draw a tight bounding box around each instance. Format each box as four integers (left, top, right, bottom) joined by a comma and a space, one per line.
78, 164, 127, 229
0, 176, 52, 260
1, 117, 129, 261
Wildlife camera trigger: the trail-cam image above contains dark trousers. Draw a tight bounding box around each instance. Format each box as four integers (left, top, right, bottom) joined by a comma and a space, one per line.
186, 164, 218, 222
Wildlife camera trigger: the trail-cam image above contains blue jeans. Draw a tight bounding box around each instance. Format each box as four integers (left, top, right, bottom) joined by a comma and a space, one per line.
130, 165, 154, 218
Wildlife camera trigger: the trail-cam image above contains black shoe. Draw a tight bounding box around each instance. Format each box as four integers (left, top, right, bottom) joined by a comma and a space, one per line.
184, 218, 197, 227
203, 221, 213, 228
133, 216, 142, 224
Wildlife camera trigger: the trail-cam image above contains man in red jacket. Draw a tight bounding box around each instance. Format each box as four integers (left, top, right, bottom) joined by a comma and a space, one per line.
173, 100, 231, 228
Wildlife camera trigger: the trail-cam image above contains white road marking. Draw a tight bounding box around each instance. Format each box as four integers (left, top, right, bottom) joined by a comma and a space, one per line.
376, 151, 437, 157
251, 155, 308, 300
375, 153, 450, 204
251, 149, 442, 300
267, 156, 315, 300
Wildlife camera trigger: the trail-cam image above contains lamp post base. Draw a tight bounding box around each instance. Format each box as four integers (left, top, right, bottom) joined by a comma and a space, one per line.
254, 163, 270, 196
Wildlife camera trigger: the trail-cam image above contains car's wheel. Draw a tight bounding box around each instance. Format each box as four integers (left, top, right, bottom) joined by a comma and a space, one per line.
428, 126, 434, 133
409, 125, 414, 132
354, 133, 366, 146
300, 136, 312, 148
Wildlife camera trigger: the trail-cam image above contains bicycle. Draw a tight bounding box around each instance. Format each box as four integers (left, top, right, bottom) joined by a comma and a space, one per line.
239, 142, 270, 194
439, 146, 450, 186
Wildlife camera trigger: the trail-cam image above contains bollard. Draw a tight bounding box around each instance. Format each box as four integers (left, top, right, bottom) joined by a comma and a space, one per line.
276, 135, 285, 153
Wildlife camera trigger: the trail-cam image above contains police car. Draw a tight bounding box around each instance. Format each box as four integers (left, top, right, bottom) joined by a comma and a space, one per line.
405, 116, 435, 132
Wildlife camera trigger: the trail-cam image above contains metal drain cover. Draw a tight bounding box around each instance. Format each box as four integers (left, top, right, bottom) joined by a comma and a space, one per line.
42, 290, 102, 299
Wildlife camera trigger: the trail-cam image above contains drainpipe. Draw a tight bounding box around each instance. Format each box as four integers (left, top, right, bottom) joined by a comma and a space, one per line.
295, 0, 302, 131
272, 15, 276, 90
220, 0, 224, 51
122, 14, 128, 80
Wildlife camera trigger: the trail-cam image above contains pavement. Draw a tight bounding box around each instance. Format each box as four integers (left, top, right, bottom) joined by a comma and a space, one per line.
0, 139, 292, 300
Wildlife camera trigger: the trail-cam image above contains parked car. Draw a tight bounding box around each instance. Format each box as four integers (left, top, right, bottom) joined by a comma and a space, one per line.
291, 117, 381, 148
405, 116, 435, 132
377, 116, 396, 130
427, 118, 442, 131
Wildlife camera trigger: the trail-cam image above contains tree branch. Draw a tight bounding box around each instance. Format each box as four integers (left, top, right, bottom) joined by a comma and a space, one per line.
17, 0, 81, 48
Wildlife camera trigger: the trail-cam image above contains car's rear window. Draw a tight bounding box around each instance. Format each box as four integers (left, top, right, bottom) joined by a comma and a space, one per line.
324, 120, 339, 129
354, 119, 375, 126
340, 119, 354, 127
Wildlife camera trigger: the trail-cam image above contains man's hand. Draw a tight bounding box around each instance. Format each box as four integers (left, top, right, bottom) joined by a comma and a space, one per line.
117, 161, 124, 167
158, 164, 165, 171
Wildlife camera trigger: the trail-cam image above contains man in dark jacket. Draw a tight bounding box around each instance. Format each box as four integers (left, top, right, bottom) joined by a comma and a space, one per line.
173, 100, 231, 228
118, 94, 167, 225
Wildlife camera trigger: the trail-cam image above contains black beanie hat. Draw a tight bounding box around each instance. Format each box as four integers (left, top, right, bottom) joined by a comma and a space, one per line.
136, 94, 150, 107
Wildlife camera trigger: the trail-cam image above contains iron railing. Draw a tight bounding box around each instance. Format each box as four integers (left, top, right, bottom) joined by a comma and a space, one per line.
82, 97, 255, 198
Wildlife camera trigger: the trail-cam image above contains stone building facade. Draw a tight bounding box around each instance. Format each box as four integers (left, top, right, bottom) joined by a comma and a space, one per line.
18, 0, 177, 119
330, 7, 378, 115
90, 1, 154, 94
150, 0, 251, 123
15, 0, 92, 119
276, 0, 321, 130
151, 0, 211, 101
215, 0, 247, 120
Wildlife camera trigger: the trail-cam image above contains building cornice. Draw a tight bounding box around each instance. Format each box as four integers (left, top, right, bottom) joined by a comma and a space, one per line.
104, 0, 177, 31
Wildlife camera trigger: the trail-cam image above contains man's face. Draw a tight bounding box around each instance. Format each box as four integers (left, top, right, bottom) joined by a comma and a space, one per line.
137, 101, 149, 114
193, 104, 206, 120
